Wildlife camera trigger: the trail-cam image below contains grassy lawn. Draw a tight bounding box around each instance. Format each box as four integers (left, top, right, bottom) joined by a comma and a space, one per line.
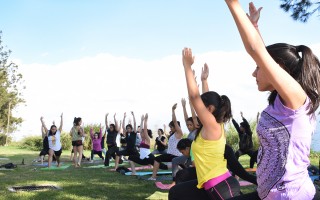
0, 146, 318, 200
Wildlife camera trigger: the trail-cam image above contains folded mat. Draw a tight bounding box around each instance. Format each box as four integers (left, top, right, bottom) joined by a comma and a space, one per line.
145, 191, 168, 200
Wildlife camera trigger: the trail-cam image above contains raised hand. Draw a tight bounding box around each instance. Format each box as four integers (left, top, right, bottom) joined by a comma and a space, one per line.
240, 111, 243, 118
172, 103, 177, 111
40, 116, 44, 121
106, 113, 109, 117
181, 98, 186, 107
61, 113, 63, 118
124, 112, 126, 118
182, 48, 194, 68
201, 63, 209, 81
131, 111, 134, 116
145, 113, 148, 120
141, 114, 145, 121
246, 2, 262, 26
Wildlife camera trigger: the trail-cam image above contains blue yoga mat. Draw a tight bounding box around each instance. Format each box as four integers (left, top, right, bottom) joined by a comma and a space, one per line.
125, 170, 171, 176
310, 175, 319, 182
33, 162, 64, 167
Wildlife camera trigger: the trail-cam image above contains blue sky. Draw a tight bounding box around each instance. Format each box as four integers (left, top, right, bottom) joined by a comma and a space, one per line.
1, 0, 320, 143
2, 0, 319, 64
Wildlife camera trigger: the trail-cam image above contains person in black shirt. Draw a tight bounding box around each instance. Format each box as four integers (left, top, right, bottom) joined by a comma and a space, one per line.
232, 112, 255, 168
151, 128, 167, 155
104, 113, 120, 166
114, 111, 138, 170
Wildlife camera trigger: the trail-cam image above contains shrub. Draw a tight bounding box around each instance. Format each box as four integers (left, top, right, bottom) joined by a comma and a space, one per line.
0, 134, 12, 146
21, 136, 42, 151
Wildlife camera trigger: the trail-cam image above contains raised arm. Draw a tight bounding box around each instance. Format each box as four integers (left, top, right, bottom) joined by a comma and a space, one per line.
131, 111, 136, 133
246, 2, 263, 41
182, 48, 221, 140
114, 113, 119, 132
172, 103, 183, 139
40, 117, 48, 133
143, 113, 150, 143
181, 98, 189, 124
105, 113, 109, 130
163, 124, 169, 138
231, 118, 241, 135
225, 0, 306, 110
139, 114, 145, 139
201, 63, 209, 94
122, 113, 126, 136
240, 112, 252, 135
41, 125, 47, 138
189, 99, 199, 128
58, 113, 63, 132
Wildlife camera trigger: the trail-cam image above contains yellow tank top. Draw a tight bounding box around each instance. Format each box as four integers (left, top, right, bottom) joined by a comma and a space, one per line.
191, 125, 228, 189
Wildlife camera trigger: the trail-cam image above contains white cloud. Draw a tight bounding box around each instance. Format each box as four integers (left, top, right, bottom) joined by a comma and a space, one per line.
11, 45, 320, 141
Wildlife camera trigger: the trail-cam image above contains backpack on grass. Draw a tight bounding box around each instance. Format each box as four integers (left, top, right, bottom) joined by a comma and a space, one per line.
0, 163, 17, 169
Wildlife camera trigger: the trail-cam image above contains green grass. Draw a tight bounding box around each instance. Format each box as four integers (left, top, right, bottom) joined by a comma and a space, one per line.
0, 146, 318, 200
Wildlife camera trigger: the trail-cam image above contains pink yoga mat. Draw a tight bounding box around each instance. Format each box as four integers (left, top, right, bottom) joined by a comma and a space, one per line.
155, 182, 172, 190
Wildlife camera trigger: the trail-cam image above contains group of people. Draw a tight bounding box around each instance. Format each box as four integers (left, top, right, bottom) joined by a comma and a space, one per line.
35, 1, 320, 199
168, 1, 320, 200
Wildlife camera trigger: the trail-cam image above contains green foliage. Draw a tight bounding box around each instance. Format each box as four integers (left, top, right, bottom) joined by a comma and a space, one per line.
280, 0, 320, 22
21, 136, 43, 151
60, 132, 72, 151
0, 133, 12, 146
0, 31, 25, 136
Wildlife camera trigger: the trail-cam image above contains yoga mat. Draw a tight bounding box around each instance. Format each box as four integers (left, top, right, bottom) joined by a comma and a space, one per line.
155, 182, 172, 190
40, 165, 71, 171
239, 180, 254, 187
125, 171, 171, 176
0, 168, 14, 171
0, 158, 9, 160
310, 175, 319, 182
128, 165, 152, 171
83, 163, 115, 169
33, 162, 64, 167
145, 191, 168, 200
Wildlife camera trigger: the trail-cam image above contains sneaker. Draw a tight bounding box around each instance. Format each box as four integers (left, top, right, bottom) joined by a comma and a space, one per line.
147, 177, 156, 181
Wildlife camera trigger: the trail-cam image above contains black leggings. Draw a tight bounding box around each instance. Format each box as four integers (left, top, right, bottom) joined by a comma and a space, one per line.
128, 153, 168, 170
91, 150, 104, 160
174, 145, 257, 185
169, 176, 240, 200
104, 145, 119, 166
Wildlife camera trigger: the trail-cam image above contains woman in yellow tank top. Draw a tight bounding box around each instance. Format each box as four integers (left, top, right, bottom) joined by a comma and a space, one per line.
169, 48, 240, 199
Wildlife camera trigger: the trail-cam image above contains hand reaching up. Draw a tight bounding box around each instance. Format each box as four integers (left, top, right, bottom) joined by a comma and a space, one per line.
246, 2, 262, 27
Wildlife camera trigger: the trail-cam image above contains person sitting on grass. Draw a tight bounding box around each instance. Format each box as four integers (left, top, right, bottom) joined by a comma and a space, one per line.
40, 113, 63, 168
90, 124, 104, 162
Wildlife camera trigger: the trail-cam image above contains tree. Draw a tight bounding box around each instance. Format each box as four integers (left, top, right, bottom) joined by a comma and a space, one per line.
280, 0, 320, 22
0, 31, 25, 143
